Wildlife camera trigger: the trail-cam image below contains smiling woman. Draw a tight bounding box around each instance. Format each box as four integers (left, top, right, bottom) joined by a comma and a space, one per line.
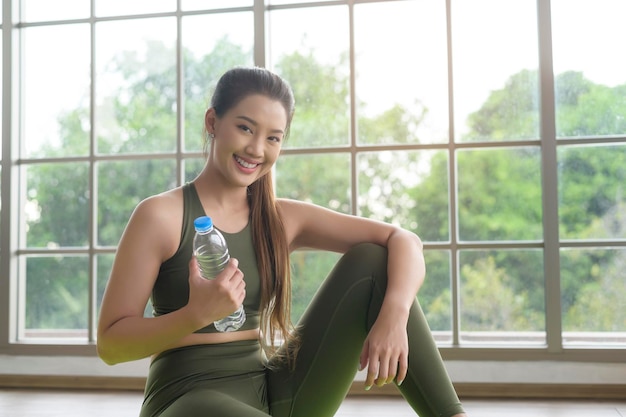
95, 66, 468, 417
2, 0, 626, 410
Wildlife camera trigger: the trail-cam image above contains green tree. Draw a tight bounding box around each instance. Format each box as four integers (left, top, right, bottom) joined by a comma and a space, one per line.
460, 257, 542, 331
465, 69, 539, 141
26, 42, 626, 336
559, 144, 626, 239
556, 71, 626, 137
453, 69, 625, 332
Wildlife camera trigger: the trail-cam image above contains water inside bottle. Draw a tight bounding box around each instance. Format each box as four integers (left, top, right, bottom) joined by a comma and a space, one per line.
196, 252, 230, 279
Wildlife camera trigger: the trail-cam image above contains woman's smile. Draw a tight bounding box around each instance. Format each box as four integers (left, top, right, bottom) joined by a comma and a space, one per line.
234, 155, 261, 172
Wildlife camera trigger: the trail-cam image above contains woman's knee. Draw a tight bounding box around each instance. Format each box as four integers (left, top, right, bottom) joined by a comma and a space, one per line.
336, 243, 388, 282
346, 242, 387, 264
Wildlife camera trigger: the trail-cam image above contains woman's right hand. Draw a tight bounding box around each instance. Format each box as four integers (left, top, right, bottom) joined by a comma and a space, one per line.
186, 257, 246, 330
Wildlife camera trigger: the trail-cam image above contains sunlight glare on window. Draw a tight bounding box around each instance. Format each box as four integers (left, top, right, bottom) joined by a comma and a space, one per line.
95, 0, 175, 17
22, 25, 90, 158
354, 1, 449, 144
452, 0, 539, 141
552, 0, 626, 137
21, 0, 89, 22
95, 17, 177, 154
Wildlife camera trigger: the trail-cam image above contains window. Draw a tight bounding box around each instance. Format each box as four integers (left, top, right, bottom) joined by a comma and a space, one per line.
1, 0, 624, 362
552, 0, 626, 346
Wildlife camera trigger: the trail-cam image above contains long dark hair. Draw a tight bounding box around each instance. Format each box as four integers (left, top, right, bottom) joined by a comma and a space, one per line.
207, 66, 296, 364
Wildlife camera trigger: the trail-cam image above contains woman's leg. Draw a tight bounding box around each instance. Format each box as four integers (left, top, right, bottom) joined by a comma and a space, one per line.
267, 243, 465, 417
158, 385, 270, 417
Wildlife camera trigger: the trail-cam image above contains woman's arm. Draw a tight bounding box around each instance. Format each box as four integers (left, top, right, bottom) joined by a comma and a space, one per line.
279, 198, 425, 388
360, 228, 424, 389
96, 193, 245, 365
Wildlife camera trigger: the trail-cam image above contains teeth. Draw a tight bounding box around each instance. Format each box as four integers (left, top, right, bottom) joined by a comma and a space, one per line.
235, 155, 258, 169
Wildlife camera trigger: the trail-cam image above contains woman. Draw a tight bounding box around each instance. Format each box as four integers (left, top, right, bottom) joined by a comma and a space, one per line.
97, 66, 467, 417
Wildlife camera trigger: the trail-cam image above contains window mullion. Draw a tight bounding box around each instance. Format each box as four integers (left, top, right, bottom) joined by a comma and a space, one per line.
253, 0, 266, 67
537, 0, 562, 353
88, 1, 98, 343
1, 0, 17, 349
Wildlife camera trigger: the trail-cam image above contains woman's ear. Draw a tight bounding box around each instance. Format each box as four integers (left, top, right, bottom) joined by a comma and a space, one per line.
205, 108, 217, 135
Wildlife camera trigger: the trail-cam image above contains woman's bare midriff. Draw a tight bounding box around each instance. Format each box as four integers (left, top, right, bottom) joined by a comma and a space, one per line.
152, 328, 261, 360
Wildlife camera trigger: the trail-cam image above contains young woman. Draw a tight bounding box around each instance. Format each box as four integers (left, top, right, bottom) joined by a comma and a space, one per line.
97, 66, 468, 417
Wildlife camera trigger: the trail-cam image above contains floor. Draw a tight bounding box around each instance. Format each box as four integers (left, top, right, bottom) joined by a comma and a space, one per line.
0, 389, 625, 416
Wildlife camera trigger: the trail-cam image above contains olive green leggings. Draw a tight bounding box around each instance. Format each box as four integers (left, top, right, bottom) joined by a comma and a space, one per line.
140, 243, 465, 417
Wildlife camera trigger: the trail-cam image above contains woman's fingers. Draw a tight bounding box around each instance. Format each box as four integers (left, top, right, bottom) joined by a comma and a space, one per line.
385, 357, 399, 385
364, 356, 378, 390
361, 322, 409, 390
376, 354, 390, 387
396, 353, 408, 386
363, 352, 408, 390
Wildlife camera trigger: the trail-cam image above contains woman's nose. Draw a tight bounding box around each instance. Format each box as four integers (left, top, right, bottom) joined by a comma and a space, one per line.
245, 135, 264, 156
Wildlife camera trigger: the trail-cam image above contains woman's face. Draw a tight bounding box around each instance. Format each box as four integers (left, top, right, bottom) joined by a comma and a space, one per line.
207, 94, 288, 188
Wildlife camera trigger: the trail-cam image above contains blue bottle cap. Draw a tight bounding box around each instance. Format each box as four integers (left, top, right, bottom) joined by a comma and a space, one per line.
193, 216, 213, 233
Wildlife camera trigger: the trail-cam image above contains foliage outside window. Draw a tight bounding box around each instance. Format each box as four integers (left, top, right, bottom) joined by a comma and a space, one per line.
2, 0, 625, 354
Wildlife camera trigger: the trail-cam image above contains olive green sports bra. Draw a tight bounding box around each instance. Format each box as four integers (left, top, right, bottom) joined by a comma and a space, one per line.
151, 182, 261, 333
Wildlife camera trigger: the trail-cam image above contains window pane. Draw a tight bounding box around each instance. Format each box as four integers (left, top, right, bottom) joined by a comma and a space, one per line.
561, 248, 626, 345
358, 150, 449, 242
184, 157, 205, 183
182, 13, 254, 152
275, 153, 351, 213
552, 0, 626, 137
355, 1, 448, 144
96, 0, 175, 17
22, 25, 91, 158
97, 159, 177, 246
182, 0, 252, 10
422, 250, 452, 342
290, 250, 341, 323
558, 144, 626, 240
96, 18, 177, 155
23, 256, 89, 341
268, 6, 350, 148
452, 0, 539, 141
457, 147, 542, 241
25, 163, 90, 248
21, 0, 90, 21
460, 250, 545, 343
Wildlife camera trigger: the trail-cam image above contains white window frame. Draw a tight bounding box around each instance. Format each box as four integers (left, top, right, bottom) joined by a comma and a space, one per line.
0, 0, 624, 383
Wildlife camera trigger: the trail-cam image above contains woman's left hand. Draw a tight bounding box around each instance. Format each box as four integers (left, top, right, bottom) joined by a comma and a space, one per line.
359, 318, 409, 390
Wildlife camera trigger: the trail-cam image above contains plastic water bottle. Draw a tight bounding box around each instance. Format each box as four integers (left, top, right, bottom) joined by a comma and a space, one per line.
193, 215, 246, 332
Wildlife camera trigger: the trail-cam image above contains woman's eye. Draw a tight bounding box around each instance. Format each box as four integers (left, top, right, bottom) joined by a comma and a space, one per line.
238, 125, 252, 133
269, 136, 282, 143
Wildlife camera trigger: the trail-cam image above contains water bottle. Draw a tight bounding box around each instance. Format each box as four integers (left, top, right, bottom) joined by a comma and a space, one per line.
193, 215, 246, 332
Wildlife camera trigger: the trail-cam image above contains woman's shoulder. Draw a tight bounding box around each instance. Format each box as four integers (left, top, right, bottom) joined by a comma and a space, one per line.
127, 187, 185, 236
124, 187, 185, 259
136, 187, 184, 214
